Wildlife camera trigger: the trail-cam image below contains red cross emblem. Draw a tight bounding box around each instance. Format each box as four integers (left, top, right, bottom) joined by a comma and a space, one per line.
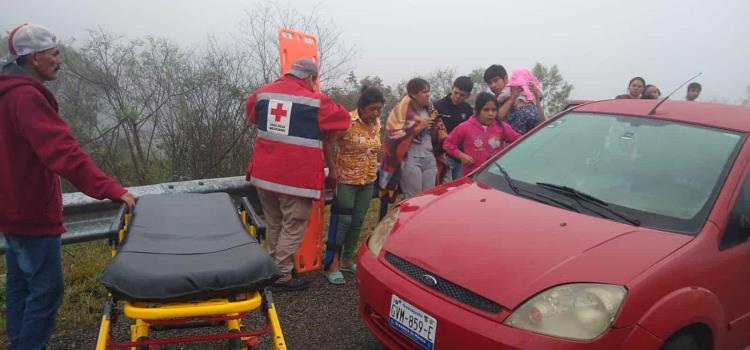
270, 103, 288, 123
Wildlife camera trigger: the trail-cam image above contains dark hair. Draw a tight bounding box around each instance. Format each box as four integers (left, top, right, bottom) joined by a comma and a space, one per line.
357, 86, 385, 110
483, 65, 508, 83
453, 76, 474, 93
15, 55, 28, 67
474, 92, 499, 115
406, 78, 430, 97
641, 84, 658, 99
688, 82, 702, 91
629, 77, 646, 86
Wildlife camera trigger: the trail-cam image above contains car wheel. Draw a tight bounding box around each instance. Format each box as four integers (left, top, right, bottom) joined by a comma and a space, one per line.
661, 332, 701, 350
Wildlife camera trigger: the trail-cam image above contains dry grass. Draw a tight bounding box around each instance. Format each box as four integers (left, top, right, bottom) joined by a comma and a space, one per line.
0, 198, 387, 345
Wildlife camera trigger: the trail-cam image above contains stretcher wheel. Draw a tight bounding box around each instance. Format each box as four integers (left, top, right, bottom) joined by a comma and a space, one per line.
227, 338, 242, 350
227, 330, 243, 350
136, 336, 153, 350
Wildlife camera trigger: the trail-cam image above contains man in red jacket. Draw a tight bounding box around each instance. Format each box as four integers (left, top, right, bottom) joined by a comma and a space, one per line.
246, 59, 349, 292
0, 24, 134, 349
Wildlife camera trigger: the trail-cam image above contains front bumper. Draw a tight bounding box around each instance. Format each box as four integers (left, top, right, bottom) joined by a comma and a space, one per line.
356, 248, 663, 350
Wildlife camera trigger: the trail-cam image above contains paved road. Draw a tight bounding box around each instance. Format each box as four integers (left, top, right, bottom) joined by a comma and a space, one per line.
50, 271, 386, 349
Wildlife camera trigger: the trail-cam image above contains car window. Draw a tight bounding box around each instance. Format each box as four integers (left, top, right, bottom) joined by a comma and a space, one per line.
476, 112, 745, 233
720, 169, 750, 249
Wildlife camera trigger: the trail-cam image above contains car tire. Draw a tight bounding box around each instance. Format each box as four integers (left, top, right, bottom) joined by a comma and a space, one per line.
661, 332, 701, 350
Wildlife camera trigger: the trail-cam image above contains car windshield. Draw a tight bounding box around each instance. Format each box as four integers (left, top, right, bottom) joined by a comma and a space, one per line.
475, 112, 744, 233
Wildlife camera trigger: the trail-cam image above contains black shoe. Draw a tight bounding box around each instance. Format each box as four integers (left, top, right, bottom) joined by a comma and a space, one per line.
269, 277, 310, 292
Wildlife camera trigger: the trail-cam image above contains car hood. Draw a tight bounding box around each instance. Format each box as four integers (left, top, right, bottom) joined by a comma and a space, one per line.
382, 180, 692, 309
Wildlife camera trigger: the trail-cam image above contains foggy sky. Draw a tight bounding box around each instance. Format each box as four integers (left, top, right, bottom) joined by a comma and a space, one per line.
3, 0, 749, 103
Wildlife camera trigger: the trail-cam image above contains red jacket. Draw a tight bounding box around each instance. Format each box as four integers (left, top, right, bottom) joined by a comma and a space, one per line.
0, 73, 127, 236
246, 76, 350, 199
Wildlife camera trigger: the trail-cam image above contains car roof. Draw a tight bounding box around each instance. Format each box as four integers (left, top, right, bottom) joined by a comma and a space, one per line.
569, 99, 750, 133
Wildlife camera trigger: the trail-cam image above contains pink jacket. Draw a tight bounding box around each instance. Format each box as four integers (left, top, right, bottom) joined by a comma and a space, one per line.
506, 68, 543, 103
443, 116, 521, 176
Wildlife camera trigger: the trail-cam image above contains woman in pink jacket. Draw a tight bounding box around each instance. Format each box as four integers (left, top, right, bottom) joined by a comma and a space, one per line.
443, 92, 521, 176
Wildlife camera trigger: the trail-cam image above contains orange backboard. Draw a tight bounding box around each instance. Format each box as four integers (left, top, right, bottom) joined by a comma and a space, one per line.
278, 28, 320, 91
280, 28, 324, 273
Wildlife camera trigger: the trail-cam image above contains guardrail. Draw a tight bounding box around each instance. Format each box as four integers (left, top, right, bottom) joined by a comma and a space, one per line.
0, 176, 264, 255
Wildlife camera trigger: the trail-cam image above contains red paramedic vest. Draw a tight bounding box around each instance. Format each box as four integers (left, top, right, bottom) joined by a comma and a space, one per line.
245, 76, 349, 199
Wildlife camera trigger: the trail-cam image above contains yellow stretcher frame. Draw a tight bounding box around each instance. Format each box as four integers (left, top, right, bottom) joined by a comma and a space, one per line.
95, 198, 286, 350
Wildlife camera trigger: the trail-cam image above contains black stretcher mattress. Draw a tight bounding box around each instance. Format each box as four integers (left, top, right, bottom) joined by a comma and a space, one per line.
99, 193, 280, 302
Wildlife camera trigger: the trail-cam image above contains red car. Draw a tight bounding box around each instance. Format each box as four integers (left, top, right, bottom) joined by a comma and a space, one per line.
356, 99, 750, 350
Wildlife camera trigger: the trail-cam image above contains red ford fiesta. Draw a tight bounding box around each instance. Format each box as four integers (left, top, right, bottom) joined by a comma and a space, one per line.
357, 100, 750, 350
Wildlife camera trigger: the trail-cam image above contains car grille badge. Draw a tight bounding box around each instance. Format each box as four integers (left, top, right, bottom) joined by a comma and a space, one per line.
420, 274, 438, 287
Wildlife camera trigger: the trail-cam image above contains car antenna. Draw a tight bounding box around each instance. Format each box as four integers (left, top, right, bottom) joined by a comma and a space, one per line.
648, 72, 702, 115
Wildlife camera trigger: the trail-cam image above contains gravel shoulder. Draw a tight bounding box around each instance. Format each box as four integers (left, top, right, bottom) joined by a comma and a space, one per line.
49, 271, 385, 349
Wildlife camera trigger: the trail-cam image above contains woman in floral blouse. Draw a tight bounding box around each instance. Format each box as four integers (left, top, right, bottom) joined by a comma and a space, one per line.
326, 87, 384, 284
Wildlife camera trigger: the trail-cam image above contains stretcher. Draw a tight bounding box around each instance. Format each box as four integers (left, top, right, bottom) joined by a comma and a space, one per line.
95, 193, 287, 350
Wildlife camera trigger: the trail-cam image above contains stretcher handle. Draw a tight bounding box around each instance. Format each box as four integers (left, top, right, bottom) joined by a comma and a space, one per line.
240, 196, 266, 242
108, 204, 130, 247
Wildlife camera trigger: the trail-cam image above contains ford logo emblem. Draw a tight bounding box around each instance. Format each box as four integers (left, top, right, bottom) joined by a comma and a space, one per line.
420, 274, 438, 287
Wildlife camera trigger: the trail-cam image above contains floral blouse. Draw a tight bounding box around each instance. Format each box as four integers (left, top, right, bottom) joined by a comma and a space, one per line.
336, 111, 381, 185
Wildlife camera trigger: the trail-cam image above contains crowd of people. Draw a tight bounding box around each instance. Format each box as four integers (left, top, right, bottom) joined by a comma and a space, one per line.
615, 76, 703, 101
0, 22, 708, 349
243, 60, 555, 289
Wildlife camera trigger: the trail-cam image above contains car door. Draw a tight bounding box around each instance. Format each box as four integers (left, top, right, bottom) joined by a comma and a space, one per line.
718, 161, 750, 349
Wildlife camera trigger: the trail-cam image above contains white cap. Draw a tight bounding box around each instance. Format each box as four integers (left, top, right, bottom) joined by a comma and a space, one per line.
2, 24, 58, 67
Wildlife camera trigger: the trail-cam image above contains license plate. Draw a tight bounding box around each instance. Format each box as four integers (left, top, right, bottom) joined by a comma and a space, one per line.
389, 294, 437, 350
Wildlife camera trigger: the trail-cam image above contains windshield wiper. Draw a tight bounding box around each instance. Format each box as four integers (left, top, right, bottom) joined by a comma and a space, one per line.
491, 163, 578, 212
535, 182, 641, 226
493, 163, 520, 194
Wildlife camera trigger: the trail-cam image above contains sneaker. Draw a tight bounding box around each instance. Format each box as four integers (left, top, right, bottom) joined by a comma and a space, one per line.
269, 277, 310, 292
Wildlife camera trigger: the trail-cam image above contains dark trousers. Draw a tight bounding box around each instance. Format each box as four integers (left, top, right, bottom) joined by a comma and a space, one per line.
3, 233, 64, 350
335, 183, 374, 261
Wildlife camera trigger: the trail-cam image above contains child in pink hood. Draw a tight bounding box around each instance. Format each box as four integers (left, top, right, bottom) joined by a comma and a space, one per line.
443, 92, 521, 176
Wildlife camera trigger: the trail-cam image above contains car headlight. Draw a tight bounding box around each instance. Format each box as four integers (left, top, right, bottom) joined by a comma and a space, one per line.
504, 283, 626, 340
367, 207, 399, 256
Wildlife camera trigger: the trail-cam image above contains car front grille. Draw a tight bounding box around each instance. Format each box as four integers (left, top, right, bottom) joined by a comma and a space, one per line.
384, 251, 502, 314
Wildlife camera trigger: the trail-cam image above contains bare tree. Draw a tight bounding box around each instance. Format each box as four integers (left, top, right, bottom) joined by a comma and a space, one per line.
237, 2, 357, 89
2, 2, 359, 185
158, 37, 255, 179
327, 71, 400, 128
468, 67, 490, 94
532, 62, 574, 117
425, 68, 457, 101
63, 30, 182, 184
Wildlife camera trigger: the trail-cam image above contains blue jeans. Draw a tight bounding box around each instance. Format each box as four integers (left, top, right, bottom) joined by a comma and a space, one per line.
443, 156, 463, 182
3, 233, 64, 350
